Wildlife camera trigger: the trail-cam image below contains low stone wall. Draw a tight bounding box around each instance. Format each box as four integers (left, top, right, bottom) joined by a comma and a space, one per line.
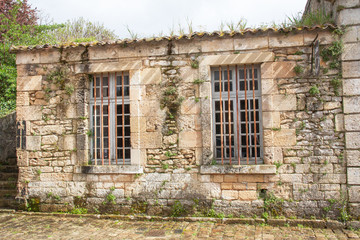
0, 112, 16, 164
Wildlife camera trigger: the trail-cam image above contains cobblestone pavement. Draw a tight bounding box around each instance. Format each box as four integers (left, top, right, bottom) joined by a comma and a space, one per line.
0, 213, 360, 240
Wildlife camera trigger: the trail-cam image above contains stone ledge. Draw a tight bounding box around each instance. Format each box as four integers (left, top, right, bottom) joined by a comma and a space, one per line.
2, 211, 358, 229
200, 165, 276, 175
75, 165, 143, 174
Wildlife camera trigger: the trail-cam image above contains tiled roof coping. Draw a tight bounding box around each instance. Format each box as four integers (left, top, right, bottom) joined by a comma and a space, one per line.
10, 24, 337, 53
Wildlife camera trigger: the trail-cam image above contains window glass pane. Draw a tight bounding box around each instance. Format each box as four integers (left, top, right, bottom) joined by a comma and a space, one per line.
239, 69, 244, 79
214, 71, 219, 80
124, 76, 129, 85
214, 82, 219, 92
103, 77, 108, 86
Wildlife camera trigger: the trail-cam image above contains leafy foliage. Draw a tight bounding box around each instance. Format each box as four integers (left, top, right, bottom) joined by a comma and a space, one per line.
44, 17, 117, 43
0, 1, 118, 117
0, 0, 41, 116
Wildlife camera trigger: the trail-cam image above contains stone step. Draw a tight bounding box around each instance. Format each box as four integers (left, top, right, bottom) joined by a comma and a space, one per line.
0, 172, 18, 181
0, 198, 17, 208
0, 158, 17, 166
0, 181, 17, 190
0, 166, 18, 173
0, 189, 17, 198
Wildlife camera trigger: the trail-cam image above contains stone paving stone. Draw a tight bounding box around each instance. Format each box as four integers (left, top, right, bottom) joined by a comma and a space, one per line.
0, 213, 360, 239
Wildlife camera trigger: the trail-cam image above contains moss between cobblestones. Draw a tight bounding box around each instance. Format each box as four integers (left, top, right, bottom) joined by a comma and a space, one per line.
1, 209, 359, 230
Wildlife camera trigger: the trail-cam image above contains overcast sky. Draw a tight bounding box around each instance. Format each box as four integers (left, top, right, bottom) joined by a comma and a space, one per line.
28, 0, 308, 39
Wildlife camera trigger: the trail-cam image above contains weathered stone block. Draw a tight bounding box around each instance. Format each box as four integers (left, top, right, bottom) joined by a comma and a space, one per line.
262, 94, 297, 111
343, 78, 360, 96
264, 129, 296, 147
39, 125, 65, 135
317, 174, 346, 184
140, 67, 162, 85
201, 38, 234, 52
130, 116, 146, 133
199, 82, 211, 98
222, 190, 238, 200
304, 31, 334, 45
17, 92, 29, 106
345, 114, 360, 131
26, 136, 41, 151
180, 99, 200, 115
200, 52, 274, 67
338, 8, 360, 25
349, 186, 360, 203
261, 62, 273, 79
262, 111, 280, 129
343, 43, 360, 61
131, 132, 162, 148
179, 130, 202, 148
17, 106, 42, 121
17, 150, 28, 167
237, 175, 264, 183
263, 147, 283, 165
343, 61, 360, 78
213, 175, 223, 183
234, 36, 268, 50
348, 168, 360, 185
324, 102, 341, 110
261, 78, 278, 95
224, 175, 237, 183
344, 96, 360, 113
16, 51, 40, 65
17, 76, 42, 91
39, 50, 61, 64
346, 132, 360, 149
269, 33, 304, 48
347, 150, 360, 167
135, 100, 163, 117
42, 135, 58, 145
343, 26, 360, 43
63, 135, 76, 150
338, 0, 359, 8
280, 174, 302, 183
273, 62, 297, 79
335, 114, 344, 132
180, 66, 198, 83
64, 104, 77, 119
238, 191, 257, 200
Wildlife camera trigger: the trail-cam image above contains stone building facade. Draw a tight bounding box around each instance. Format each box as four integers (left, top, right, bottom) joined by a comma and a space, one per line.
11, 0, 360, 219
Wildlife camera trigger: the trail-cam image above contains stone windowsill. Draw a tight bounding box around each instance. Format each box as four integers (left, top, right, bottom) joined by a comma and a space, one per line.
75, 165, 143, 174
200, 165, 276, 175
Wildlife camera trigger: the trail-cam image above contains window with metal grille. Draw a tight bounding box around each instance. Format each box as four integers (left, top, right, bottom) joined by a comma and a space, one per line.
212, 65, 263, 165
90, 72, 131, 165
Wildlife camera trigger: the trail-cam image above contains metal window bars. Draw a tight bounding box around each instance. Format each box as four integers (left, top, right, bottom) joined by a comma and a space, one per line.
90, 72, 131, 165
212, 64, 263, 165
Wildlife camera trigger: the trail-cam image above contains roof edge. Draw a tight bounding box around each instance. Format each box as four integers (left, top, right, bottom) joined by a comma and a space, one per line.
10, 24, 337, 53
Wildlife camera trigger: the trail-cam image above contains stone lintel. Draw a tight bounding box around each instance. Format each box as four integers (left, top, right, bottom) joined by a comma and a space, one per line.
201, 52, 274, 67
76, 165, 143, 174
200, 165, 276, 175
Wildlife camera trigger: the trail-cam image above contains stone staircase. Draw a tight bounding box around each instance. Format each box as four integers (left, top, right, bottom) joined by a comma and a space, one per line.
0, 157, 18, 208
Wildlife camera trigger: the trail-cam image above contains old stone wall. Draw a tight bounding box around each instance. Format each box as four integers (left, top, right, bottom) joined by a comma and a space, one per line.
0, 112, 16, 164
14, 27, 354, 219
306, 0, 360, 222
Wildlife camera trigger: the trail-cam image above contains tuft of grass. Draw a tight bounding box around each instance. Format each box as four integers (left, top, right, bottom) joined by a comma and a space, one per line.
190, 60, 199, 69
293, 65, 304, 75
309, 85, 320, 96
287, 10, 334, 28
193, 79, 205, 84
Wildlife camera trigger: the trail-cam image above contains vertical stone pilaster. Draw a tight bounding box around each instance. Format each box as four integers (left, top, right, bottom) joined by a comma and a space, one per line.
336, 1, 360, 218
